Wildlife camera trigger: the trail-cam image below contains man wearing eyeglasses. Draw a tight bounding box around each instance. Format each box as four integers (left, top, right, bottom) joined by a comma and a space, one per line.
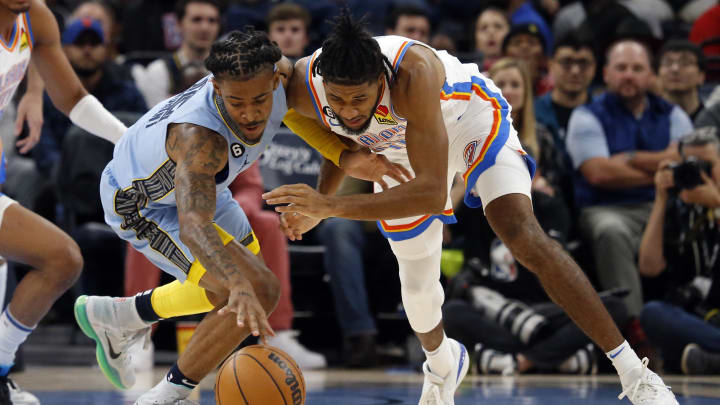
658, 40, 707, 122
535, 32, 596, 205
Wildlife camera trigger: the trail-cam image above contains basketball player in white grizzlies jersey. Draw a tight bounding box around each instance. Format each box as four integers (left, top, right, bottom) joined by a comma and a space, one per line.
0, 0, 127, 403
264, 10, 679, 405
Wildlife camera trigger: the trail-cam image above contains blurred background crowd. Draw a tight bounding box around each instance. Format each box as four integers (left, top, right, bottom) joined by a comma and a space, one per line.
1, 0, 720, 379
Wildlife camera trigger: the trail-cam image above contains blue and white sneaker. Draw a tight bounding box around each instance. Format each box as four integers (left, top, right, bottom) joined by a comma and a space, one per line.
618, 358, 679, 405
418, 339, 469, 405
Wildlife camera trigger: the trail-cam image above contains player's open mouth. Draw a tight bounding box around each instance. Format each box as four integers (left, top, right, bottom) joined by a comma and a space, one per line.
347, 117, 364, 126
243, 123, 263, 135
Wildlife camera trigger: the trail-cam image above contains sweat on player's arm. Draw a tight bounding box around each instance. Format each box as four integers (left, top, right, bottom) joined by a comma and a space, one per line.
167, 122, 273, 338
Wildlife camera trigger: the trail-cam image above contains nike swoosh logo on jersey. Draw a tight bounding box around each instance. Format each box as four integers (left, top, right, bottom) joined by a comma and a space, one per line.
105, 332, 122, 359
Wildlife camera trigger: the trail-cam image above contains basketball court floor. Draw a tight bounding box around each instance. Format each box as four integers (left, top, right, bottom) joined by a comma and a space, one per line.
10, 367, 720, 404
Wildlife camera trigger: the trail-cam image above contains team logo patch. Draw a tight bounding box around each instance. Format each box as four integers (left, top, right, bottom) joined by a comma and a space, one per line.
322, 106, 336, 119
374, 105, 398, 126
231, 143, 245, 158
463, 140, 478, 168
19, 29, 29, 51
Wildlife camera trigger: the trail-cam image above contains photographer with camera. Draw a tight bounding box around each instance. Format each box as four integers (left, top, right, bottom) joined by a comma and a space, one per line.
638, 126, 720, 375
443, 208, 629, 375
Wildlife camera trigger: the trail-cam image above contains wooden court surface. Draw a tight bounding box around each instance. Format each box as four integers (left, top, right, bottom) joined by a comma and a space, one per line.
10, 367, 720, 404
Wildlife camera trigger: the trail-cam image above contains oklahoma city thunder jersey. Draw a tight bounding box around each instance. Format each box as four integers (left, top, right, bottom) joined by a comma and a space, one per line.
305, 35, 493, 160
0, 12, 33, 116
108, 75, 287, 209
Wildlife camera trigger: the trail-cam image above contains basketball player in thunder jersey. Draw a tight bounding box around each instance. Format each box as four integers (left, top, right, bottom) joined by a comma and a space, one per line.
0, 0, 128, 403
264, 10, 679, 405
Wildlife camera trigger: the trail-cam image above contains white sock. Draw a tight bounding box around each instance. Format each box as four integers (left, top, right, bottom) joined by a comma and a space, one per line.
109, 296, 153, 330
423, 334, 454, 378
0, 309, 34, 367
606, 340, 643, 387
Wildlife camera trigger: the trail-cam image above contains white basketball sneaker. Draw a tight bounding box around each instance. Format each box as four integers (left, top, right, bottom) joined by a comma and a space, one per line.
134, 380, 198, 405
134, 394, 199, 405
418, 339, 469, 405
267, 330, 327, 370
618, 358, 679, 405
74, 295, 151, 390
0, 376, 39, 405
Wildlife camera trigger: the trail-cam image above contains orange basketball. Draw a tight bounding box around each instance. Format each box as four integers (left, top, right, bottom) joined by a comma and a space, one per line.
215, 344, 306, 405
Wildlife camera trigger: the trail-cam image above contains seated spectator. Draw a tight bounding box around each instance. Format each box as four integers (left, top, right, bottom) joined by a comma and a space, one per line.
70, 0, 116, 53
229, 163, 327, 369
33, 18, 147, 177
430, 31, 457, 55
502, 23, 553, 96
658, 40, 707, 122
473, 7, 510, 71
443, 255, 629, 375
385, 4, 431, 44
535, 32, 596, 206
266, 3, 311, 62
133, 0, 220, 107
488, 58, 567, 205
316, 177, 379, 368
638, 127, 720, 374
566, 39, 694, 320
506, 0, 553, 53
695, 100, 720, 129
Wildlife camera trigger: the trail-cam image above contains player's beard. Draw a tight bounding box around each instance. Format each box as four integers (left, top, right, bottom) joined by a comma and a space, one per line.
335, 91, 382, 136
6, 0, 31, 13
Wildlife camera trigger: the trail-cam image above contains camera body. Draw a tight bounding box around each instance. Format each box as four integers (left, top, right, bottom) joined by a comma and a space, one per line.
669, 157, 713, 190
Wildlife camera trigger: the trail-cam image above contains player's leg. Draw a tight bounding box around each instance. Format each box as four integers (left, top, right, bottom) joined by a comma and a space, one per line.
386, 220, 468, 404
476, 148, 677, 404
134, 245, 280, 405
0, 196, 83, 404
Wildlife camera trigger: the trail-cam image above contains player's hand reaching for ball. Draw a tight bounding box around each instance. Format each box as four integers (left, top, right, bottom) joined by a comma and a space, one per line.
340, 148, 413, 190
279, 212, 321, 241
219, 278, 275, 341
263, 184, 334, 219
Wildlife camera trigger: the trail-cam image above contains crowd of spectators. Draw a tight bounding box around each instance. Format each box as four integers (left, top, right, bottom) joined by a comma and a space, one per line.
2, 0, 720, 375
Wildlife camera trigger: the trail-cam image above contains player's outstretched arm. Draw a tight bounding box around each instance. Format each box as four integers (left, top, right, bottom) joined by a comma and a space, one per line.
168, 123, 273, 337
27, 0, 126, 143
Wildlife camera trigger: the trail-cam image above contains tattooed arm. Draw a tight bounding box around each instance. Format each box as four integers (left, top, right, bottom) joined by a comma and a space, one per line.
167, 123, 238, 281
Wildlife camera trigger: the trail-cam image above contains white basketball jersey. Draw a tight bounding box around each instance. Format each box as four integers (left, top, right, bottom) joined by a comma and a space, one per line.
304, 35, 496, 159
0, 12, 33, 114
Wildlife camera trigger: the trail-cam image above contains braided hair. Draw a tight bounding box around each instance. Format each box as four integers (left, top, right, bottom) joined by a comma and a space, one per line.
205, 28, 281, 80
312, 8, 394, 86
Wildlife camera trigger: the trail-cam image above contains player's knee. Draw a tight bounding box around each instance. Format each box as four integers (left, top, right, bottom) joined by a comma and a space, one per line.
46, 238, 83, 291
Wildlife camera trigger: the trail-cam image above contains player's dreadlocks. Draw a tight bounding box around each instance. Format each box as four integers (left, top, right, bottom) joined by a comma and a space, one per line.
312, 8, 395, 86
205, 28, 281, 80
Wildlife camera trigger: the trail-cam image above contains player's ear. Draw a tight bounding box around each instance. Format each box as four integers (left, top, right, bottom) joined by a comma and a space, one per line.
211, 77, 222, 97
273, 68, 280, 91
